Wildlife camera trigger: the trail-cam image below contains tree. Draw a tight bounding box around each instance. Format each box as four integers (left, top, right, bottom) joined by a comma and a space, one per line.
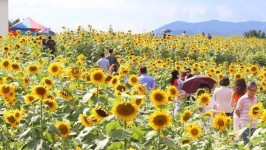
244, 29, 266, 39
8, 18, 20, 27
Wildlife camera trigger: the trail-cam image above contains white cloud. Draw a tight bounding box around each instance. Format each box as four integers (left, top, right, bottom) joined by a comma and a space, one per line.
182, 5, 208, 20
216, 6, 233, 19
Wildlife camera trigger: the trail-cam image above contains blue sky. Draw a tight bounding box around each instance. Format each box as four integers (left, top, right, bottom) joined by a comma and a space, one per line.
9, 0, 266, 33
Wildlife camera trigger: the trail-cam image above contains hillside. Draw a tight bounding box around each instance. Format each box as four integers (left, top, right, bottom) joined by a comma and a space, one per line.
154, 20, 266, 36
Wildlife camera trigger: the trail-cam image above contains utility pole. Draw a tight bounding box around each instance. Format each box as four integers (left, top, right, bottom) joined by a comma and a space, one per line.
0, 0, 8, 36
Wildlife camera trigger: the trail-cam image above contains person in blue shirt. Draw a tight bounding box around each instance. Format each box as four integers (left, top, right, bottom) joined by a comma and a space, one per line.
138, 66, 156, 90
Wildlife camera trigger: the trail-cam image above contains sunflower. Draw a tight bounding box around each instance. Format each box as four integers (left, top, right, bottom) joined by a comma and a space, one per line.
112, 102, 138, 121
213, 114, 228, 131
55, 121, 71, 138
186, 124, 202, 140
149, 89, 168, 106
105, 75, 112, 83
27, 65, 39, 75
250, 65, 259, 74
149, 110, 172, 131
134, 84, 147, 95
196, 88, 206, 97
4, 112, 18, 128
1, 59, 12, 70
11, 63, 20, 71
180, 110, 192, 124
3, 109, 23, 128
167, 85, 179, 98
41, 77, 54, 88
21, 76, 30, 86
133, 97, 145, 108
48, 62, 63, 76
118, 65, 129, 76
56, 90, 72, 101
0, 84, 14, 97
79, 114, 93, 127
90, 69, 106, 84
92, 108, 109, 120
197, 93, 211, 106
32, 85, 49, 99
68, 67, 82, 80
249, 103, 263, 120
24, 94, 36, 105
44, 99, 58, 112
109, 76, 120, 88
116, 84, 126, 92
128, 75, 139, 86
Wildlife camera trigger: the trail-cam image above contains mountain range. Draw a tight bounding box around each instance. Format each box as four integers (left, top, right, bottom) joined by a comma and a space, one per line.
154, 20, 266, 36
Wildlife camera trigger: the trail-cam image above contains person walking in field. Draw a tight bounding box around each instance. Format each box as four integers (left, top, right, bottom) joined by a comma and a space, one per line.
138, 66, 156, 90
235, 81, 258, 145
105, 48, 119, 67
96, 53, 110, 72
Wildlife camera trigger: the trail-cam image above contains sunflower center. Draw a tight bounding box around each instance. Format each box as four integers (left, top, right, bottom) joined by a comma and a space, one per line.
117, 103, 135, 116
131, 78, 137, 83
116, 85, 126, 92
58, 125, 68, 134
253, 107, 259, 114
45, 100, 54, 108
218, 119, 225, 127
36, 87, 46, 96
136, 99, 142, 105
105, 76, 112, 82
112, 78, 117, 84
170, 89, 176, 95
183, 113, 191, 121
12, 64, 19, 69
2, 86, 11, 94
45, 79, 52, 85
191, 128, 198, 136
154, 93, 164, 101
96, 109, 108, 117
3, 61, 9, 67
153, 115, 167, 126
52, 66, 59, 72
29, 66, 37, 71
94, 73, 103, 80
15, 112, 20, 118
7, 116, 16, 123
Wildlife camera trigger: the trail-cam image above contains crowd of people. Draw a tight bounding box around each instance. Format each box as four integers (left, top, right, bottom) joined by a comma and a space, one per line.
95, 48, 258, 145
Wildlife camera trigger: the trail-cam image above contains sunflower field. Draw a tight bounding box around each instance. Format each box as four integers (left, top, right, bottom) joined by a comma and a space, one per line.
0, 26, 266, 150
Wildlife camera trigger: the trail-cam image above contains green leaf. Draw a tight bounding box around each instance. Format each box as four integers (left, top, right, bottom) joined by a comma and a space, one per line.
145, 131, 157, 141
94, 138, 109, 150
132, 127, 145, 141
47, 124, 61, 135
76, 127, 94, 142
19, 128, 31, 139
109, 129, 131, 140
105, 121, 122, 134
160, 137, 177, 148
0, 132, 8, 141
30, 115, 41, 125
36, 139, 50, 150
107, 142, 124, 150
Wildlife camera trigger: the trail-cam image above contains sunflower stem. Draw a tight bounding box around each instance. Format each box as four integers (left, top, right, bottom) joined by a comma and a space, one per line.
40, 98, 43, 139
124, 120, 127, 150
157, 130, 161, 150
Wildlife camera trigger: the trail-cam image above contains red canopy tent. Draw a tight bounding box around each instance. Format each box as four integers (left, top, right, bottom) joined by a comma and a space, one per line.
10, 17, 47, 35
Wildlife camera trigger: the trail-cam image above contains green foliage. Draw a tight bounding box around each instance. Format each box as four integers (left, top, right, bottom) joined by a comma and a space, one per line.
244, 29, 266, 39
8, 18, 20, 27
213, 52, 237, 65
247, 53, 266, 66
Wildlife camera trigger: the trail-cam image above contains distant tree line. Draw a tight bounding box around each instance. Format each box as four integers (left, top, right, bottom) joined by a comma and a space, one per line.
8, 18, 20, 27
244, 29, 266, 39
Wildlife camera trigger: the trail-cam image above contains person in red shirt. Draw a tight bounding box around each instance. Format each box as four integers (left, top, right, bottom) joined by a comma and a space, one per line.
231, 78, 247, 132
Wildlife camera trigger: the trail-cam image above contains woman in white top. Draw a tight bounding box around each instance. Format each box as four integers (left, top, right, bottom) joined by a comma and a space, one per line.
213, 77, 233, 116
